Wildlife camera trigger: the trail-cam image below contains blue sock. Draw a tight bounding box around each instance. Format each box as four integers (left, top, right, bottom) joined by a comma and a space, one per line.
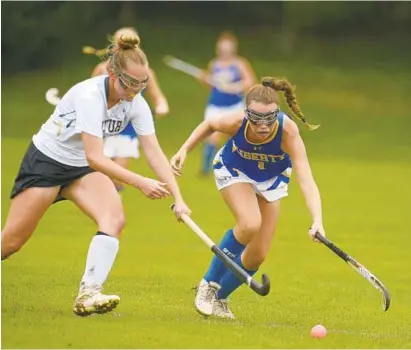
204, 229, 245, 284
202, 143, 216, 174
217, 254, 258, 299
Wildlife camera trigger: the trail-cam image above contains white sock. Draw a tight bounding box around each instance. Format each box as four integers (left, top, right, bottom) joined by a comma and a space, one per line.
80, 234, 119, 289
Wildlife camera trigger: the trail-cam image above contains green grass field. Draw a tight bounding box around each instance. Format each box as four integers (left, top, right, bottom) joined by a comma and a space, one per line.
2, 40, 411, 348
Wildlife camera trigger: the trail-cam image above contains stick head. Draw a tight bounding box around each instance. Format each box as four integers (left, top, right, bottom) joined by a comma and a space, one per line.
260, 273, 271, 296
250, 273, 270, 296
382, 288, 391, 311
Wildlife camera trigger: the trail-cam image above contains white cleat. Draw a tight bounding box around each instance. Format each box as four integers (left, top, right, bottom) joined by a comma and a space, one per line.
73, 284, 120, 317
194, 279, 220, 316
213, 298, 235, 319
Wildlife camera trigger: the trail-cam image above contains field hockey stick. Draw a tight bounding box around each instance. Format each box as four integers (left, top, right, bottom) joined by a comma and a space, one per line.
45, 88, 62, 106
171, 204, 270, 296
163, 55, 204, 79
163, 55, 244, 98
314, 232, 391, 311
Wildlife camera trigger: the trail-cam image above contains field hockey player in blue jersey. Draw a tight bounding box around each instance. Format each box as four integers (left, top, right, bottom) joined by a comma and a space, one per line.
199, 31, 257, 176
170, 76, 325, 319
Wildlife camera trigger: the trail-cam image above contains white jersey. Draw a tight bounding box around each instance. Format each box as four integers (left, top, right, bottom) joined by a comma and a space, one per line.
33, 75, 155, 167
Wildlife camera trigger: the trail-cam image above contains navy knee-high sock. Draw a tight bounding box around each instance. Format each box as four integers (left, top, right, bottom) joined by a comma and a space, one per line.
203, 229, 245, 284
202, 142, 216, 174
217, 255, 258, 299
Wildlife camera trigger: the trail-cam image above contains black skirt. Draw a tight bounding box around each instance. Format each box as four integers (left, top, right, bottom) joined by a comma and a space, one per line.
10, 142, 95, 202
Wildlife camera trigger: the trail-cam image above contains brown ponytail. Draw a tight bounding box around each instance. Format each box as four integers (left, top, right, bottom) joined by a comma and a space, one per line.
246, 77, 320, 130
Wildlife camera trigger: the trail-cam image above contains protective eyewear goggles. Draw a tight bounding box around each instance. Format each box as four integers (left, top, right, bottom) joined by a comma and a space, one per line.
245, 108, 280, 125
116, 69, 149, 90
111, 61, 148, 90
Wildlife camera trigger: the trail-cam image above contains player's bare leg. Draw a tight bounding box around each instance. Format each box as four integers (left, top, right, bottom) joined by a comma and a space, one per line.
1, 187, 59, 260
194, 183, 259, 318
62, 172, 124, 316
213, 196, 279, 319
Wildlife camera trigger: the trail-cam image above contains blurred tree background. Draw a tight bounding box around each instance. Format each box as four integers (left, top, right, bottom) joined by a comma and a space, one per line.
2, 1, 411, 143
2, 1, 411, 75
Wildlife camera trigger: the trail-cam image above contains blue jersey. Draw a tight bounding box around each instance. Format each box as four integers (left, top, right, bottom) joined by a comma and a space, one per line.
120, 121, 136, 138
215, 113, 292, 182
119, 89, 149, 139
207, 61, 243, 107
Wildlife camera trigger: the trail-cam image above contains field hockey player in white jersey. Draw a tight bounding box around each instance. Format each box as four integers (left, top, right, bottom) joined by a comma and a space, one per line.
1, 34, 191, 317
90, 27, 170, 191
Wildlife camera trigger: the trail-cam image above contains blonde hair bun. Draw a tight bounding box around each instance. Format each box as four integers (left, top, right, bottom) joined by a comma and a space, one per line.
117, 35, 140, 50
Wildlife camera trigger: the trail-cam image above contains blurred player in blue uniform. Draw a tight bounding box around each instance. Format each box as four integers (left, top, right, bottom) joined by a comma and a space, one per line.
171, 76, 324, 319
199, 31, 257, 176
